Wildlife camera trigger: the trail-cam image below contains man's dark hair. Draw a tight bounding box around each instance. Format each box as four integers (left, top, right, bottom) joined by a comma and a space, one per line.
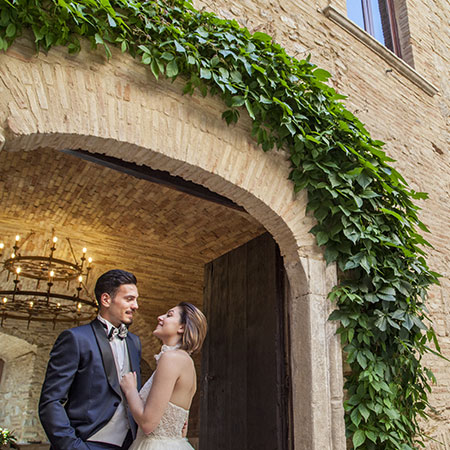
94, 269, 137, 305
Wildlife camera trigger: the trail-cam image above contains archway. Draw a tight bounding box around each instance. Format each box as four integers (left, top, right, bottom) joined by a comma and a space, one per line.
0, 38, 345, 449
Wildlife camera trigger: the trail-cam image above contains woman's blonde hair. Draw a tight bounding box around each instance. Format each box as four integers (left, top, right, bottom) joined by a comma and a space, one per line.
178, 302, 207, 354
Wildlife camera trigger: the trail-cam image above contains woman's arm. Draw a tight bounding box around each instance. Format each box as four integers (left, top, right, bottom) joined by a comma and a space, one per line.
121, 352, 181, 435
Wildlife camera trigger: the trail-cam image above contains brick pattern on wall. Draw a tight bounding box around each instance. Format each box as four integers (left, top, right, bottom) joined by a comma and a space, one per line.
0, 0, 448, 445
194, 0, 450, 444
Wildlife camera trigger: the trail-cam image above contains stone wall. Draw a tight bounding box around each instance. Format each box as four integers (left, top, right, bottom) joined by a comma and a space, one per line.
0, 326, 61, 443
0, 36, 344, 448
194, 0, 450, 445
0, 0, 448, 446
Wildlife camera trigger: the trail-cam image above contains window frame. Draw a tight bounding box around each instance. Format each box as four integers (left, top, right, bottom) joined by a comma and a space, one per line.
351, 0, 403, 58
323, 5, 437, 95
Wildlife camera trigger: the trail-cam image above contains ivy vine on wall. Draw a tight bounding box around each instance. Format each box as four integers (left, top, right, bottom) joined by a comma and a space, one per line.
0, 0, 445, 448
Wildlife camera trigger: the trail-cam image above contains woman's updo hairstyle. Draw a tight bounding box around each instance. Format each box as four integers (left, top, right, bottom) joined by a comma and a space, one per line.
178, 302, 207, 354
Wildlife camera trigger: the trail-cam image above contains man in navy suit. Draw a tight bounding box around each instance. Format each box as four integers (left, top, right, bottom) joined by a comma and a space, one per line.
39, 269, 142, 450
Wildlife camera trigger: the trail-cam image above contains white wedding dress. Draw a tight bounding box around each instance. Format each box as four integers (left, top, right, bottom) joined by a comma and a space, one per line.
129, 372, 195, 450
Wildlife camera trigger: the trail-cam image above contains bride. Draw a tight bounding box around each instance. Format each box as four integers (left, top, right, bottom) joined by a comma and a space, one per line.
120, 302, 207, 450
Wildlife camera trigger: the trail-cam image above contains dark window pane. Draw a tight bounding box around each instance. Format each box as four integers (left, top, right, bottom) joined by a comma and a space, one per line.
377, 0, 395, 52
372, 0, 393, 51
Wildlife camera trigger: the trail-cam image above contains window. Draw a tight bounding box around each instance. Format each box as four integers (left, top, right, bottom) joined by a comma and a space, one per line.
347, 0, 402, 57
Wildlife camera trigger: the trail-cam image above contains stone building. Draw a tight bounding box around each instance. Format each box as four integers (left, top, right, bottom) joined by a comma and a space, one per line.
0, 0, 448, 448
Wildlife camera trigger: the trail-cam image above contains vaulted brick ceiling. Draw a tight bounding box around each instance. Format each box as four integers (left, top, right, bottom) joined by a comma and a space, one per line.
0, 147, 265, 321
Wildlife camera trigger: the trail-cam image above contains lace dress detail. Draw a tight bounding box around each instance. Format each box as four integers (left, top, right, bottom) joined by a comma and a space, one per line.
129, 373, 194, 450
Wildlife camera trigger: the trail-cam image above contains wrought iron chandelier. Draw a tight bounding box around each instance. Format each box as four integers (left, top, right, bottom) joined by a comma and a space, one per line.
0, 231, 97, 328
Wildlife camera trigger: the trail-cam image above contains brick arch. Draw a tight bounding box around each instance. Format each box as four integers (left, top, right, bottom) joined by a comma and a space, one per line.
0, 38, 345, 449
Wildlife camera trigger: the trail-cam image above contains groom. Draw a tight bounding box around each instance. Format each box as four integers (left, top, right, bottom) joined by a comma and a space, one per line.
39, 269, 142, 450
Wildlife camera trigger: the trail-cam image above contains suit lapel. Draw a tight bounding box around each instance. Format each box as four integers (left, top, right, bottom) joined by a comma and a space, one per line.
126, 335, 141, 389
91, 319, 122, 397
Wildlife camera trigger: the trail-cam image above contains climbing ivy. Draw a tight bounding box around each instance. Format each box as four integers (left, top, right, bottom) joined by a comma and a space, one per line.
0, 0, 445, 448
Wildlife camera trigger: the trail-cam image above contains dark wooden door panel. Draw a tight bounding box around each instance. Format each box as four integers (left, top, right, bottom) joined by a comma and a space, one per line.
247, 235, 280, 450
226, 244, 248, 449
200, 233, 289, 450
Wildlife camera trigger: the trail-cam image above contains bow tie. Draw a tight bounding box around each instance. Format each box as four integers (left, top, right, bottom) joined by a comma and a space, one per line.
108, 324, 128, 341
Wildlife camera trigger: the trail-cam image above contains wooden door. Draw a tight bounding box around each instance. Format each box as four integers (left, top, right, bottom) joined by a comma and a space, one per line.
200, 233, 290, 450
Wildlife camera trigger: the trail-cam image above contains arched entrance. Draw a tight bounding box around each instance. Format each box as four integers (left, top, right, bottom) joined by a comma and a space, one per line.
0, 38, 345, 449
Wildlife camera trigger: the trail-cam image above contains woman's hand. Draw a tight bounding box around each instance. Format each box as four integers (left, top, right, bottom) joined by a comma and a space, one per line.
120, 371, 137, 394
181, 421, 188, 438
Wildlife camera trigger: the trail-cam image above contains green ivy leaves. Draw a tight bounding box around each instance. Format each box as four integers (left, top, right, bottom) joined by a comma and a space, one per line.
0, 0, 444, 448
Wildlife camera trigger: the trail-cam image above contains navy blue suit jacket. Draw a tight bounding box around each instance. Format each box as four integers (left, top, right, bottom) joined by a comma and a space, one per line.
39, 319, 142, 450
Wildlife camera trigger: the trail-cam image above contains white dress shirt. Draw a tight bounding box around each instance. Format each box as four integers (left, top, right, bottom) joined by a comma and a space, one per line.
87, 315, 131, 446
97, 315, 129, 377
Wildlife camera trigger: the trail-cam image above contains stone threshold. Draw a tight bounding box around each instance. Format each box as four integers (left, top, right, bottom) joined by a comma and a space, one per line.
322, 5, 439, 97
